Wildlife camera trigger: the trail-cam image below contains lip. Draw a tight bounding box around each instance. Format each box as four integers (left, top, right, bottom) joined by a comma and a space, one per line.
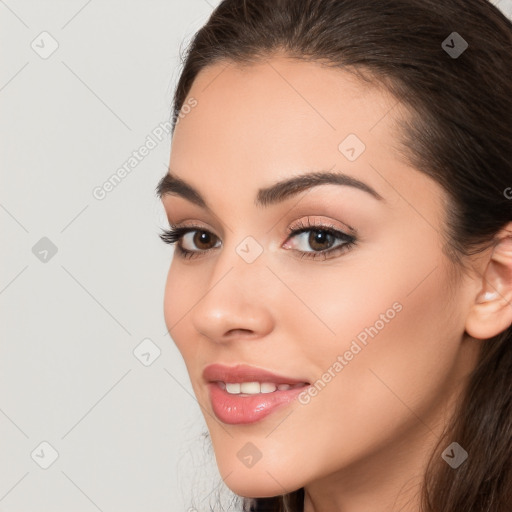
203, 364, 310, 425
203, 363, 309, 386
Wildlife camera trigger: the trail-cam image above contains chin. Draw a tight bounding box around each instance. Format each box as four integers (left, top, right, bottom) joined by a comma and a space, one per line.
214, 454, 304, 498
223, 474, 297, 499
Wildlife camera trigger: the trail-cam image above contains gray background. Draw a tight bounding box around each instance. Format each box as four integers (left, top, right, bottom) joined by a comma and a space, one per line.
1, 1, 511, 511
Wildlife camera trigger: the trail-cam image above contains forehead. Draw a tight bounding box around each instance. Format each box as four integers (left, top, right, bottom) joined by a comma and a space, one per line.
166, 56, 450, 245
166, 55, 450, 223
171, 56, 402, 175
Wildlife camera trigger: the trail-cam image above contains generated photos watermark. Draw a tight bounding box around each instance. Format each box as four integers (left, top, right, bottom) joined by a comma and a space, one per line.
92, 97, 197, 201
298, 301, 403, 405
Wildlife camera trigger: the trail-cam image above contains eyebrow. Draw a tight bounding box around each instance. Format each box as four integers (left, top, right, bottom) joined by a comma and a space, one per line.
156, 170, 383, 209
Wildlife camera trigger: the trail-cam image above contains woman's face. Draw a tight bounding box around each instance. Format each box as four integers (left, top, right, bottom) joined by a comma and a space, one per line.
160, 56, 481, 502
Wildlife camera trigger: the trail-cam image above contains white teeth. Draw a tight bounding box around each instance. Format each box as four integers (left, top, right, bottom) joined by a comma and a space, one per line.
260, 382, 277, 393
225, 383, 241, 394
221, 382, 299, 394
240, 382, 261, 394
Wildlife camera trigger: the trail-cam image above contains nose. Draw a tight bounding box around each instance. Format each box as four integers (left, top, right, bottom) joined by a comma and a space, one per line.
190, 252, 275, 344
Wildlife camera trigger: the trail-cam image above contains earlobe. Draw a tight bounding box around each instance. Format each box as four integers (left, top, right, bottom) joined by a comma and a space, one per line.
465, 227, 512, 340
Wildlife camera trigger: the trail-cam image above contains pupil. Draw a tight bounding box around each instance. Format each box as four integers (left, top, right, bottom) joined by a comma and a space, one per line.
195, 231, 212, 248
309, 230, 331, 251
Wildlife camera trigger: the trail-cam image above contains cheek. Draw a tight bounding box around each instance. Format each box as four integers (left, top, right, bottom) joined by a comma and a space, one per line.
244, 236, 461, 474
163, 261, 200, 359
285, 276, 458, 481
163, 264, 180, 338
161, 226, 464, 495
278, 221, 452, 364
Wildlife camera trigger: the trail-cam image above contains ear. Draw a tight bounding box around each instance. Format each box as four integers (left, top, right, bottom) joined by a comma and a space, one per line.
465, 225, 512, 340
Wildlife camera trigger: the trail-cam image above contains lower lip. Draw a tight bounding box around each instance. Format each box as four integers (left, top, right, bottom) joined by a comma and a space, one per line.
207, 382, 308, 425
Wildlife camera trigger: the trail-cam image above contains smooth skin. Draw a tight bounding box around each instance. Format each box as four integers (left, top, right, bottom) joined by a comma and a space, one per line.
160, 54, 512, 512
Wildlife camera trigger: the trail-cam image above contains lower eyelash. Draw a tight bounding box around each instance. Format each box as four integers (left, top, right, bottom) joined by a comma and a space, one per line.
299, 236, 355, 260
174, 244, 201, 259
292, 229, 356, 260
158, 225, 357, 260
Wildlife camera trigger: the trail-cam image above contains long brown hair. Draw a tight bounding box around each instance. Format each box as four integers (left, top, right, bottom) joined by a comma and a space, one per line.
168, 1, 512, 510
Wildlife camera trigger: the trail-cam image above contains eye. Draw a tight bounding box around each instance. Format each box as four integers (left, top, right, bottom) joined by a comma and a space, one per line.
283, 217, 357, 260
159, 226, 221, 259
159, 217, 357, 261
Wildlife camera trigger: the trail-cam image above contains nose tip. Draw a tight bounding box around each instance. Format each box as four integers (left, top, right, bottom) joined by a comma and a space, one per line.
193, 298, 274, 343
190, 263, 274, 344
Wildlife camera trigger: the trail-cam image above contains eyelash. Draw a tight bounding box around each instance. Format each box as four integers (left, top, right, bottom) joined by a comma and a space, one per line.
159, 217, 357, 261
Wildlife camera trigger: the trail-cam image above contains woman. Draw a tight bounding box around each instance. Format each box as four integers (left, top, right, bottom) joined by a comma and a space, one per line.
156, 0, 512, 510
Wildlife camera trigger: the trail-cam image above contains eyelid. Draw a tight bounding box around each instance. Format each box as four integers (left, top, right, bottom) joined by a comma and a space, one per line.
281, 217, 356, 259
160, 215, 358, 262
168, 216, 352, 242
168, 219, 220, 235
286, 215, 357, 237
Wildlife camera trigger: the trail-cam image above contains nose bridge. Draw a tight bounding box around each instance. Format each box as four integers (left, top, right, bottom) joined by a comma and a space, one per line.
190, 233, 273, 341
212, 231, 269, 294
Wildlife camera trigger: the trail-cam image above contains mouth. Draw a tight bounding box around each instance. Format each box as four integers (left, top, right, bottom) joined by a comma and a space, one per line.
202, 363, 310, 387
203, 364, 310, 424
215, 380, 308, 395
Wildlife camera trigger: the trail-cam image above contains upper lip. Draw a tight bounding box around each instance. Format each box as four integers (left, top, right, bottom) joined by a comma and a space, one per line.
203, 363, 310, 385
